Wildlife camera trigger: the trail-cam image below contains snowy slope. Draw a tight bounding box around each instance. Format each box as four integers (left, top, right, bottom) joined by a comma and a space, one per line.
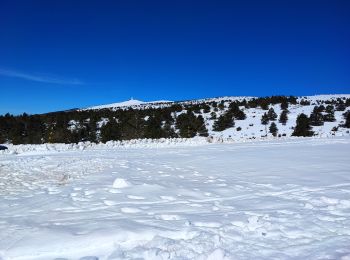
80, 94, 350, 142
85, 95, 350, 111
86, 99, 173, 110
1, 137, 350, 259
204, 99, 350, 140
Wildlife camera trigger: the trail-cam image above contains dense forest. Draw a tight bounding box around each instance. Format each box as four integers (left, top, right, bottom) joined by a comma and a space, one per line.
0, 96, 349, 145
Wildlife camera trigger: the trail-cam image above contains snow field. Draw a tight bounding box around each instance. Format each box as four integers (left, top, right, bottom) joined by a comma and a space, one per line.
0, 137, 350, 259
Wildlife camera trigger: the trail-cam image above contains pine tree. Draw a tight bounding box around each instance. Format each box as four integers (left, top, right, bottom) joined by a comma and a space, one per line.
325, 105, 334, 114
213, 113, 234, 131
261, 113, 269, 125
228, 103, 246, 120
323, 110, 335, 122
196, 115, 209, 137
144, 115, 164, 139
309, 106, 324, 126
281, 101, 289, 110
162, 120, 177, 138
100, 119, 121, 142
336, 103, 346, 111
218, 101, 225, 110
260, 101, 269, 110
269, 122, 278, 137
267, 108, 277, 121
279, 110, 288, 125
344, 112, 350, 128
292, 114, 314, 137
323, 105, 335, 122
175, 111, 208, 137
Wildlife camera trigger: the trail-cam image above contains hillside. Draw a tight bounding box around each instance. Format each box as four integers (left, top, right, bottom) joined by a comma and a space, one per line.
1, 94, 350, 145
85, 99, 173, 110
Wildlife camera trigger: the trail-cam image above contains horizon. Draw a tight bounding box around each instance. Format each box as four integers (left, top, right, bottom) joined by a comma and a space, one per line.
2, 93, 350, 116
1, 0, 350, 115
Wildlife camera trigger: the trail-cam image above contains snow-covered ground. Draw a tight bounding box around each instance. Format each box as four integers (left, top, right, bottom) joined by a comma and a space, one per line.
85, 99, 173, 110
78, 94, 350, 141
1, 137, 350, 259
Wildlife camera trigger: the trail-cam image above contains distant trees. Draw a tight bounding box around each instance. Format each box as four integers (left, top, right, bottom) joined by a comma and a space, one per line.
211, 102, 246, 132
213, 102, 246, 131
261, 107, 277, 125
228, 103, 246, 120
308, 105, 335, 125
259, 100, 269, 110
100, 119, 121, 142
144, 115, 165, 139
336, 102, 346, 111
175, 111, 208, 137
292, 114, 314, 137
213, 113, 234, 131
1, 95, 348, 145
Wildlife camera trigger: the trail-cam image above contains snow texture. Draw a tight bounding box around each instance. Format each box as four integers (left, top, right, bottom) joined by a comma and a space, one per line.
1, 137, 350, 259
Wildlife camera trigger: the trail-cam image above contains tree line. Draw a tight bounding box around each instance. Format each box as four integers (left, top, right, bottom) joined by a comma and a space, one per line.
0, 96, 349, 144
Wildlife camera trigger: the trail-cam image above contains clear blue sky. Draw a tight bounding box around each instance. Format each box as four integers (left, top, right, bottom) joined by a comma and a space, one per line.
0, 0, 349, 114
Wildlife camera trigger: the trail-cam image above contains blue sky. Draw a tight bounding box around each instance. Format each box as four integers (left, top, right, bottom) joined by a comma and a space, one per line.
0, 0, 349, 114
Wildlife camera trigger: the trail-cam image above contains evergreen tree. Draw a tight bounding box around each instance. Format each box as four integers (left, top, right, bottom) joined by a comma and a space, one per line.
309, 106, 324, 126
88, 122, 98, 143
269, 122, 278, 137
323, 110, 335, 122
279, 110, 288, 125
261, 113, 269, 125
292, 114, 314, 137
260, 101, 269, 110
196, 115, 209, 137
323, 105, 335, 122
175, 111, 208, 137
100, 120, 121, 142
162, 120, 177, 138
267, 107, 277, 121
325, 105, 334, 114
218, 101, 225, 110
144, 115, 164, 139
336, 103, 346, 111
176, 111, 197, 138
202, 104, 211, 113
344, 112, 350, 128
281, 101, 289, 110
213, 113, 234, 131
228, 103, 246, 120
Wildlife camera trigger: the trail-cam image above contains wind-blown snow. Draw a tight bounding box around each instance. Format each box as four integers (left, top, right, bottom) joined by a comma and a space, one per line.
0, 137, 350, 259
